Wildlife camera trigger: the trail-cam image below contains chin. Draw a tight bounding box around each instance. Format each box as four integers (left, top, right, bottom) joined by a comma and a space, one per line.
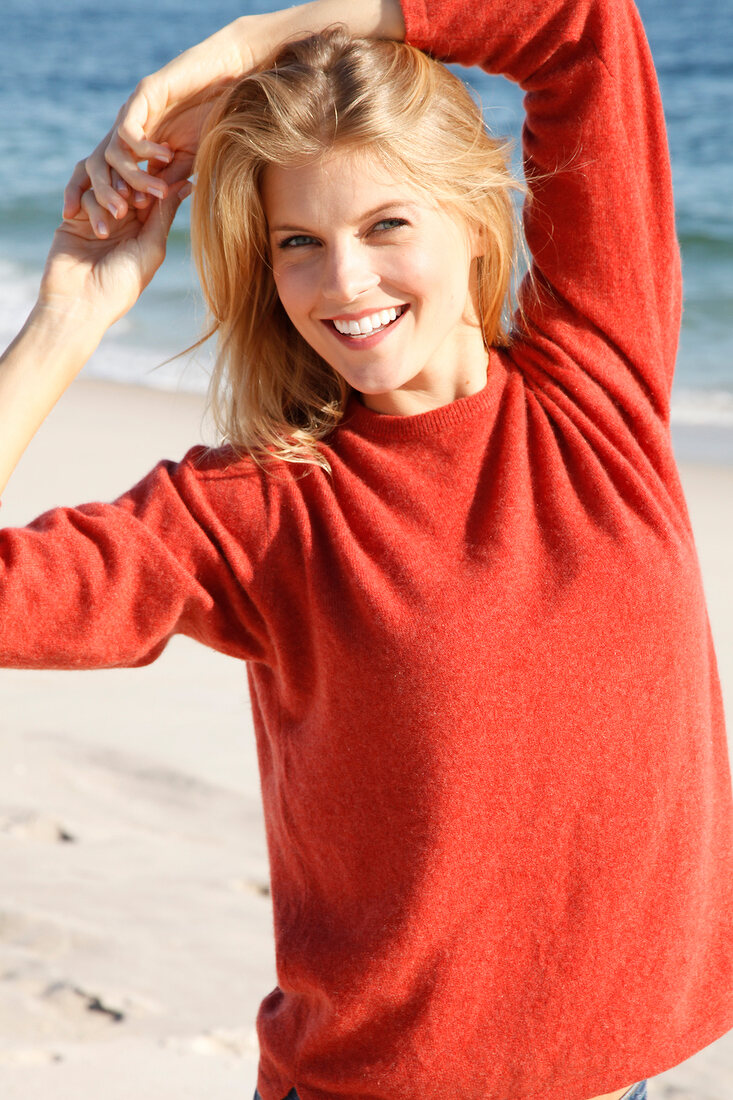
354, 383, 395, 396
345, 372, 413, 396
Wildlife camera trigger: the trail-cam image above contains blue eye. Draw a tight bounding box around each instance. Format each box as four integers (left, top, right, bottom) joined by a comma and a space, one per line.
276, 219, 407, 250
373, 218, 407, 232
278, 234, 316, 249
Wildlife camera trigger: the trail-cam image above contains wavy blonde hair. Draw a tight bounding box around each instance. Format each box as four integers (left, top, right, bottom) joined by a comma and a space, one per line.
191, 27, 524, 473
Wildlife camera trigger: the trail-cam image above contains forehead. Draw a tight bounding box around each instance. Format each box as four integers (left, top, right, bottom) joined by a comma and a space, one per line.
261, 147, 434, 227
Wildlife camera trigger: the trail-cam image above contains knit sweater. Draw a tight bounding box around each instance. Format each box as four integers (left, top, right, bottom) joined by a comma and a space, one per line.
2, 0, 732, 1097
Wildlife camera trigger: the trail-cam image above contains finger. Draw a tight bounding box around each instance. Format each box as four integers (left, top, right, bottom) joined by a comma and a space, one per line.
130, 153, 188, 211
111, 168, 130, 200
153, 150, 195, 185
109, 169, 132, 220
137, 180, 193, 277
80, 188, 115, 239
132, 164, 185, 211
134, 154, 176, 210
147, 154, 172, 177
150, 179, 192, 236
116, 78, 174, 163
63, 159, 92, 220
133, 190, 153, 211
85, 148, 128, 220
105, 130, 171, 198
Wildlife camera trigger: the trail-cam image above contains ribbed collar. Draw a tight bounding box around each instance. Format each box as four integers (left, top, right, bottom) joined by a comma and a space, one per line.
339, 349, 503, 442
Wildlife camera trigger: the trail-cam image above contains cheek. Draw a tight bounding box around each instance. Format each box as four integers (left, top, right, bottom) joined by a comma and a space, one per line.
404, 252, 465, 320
408, 239, 461, 287
380, 252, 436, 312
272, 269, 332, 357
272, 267, 313, 322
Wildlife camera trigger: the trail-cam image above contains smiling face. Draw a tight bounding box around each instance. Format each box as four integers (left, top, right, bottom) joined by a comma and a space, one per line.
262, 148, 489, 416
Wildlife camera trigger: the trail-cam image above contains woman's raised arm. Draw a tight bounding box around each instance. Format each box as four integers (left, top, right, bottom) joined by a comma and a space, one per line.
401, 0, 681, 424
0, 174, 190, 497
64, 0, 406, 231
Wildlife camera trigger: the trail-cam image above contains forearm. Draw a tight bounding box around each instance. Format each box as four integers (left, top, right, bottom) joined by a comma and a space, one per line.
0, 304, 104, 497
148, 0, 405, 93
219, 0, 405, 72
271, 0, 405, 41
399, 0, 679, 410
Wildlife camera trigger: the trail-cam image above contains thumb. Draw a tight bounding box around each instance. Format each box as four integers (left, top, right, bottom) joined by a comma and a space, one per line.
137, 179, 192, 262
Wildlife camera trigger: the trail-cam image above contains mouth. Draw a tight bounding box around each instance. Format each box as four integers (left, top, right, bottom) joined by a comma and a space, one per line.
325, 304, 409, 341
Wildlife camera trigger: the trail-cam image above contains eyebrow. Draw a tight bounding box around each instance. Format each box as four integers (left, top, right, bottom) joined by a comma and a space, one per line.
269, 201, 420, 234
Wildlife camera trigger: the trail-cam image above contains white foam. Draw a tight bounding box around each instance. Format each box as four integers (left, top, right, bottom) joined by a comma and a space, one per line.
0, 258, 210, 395
670, 388, 733, 427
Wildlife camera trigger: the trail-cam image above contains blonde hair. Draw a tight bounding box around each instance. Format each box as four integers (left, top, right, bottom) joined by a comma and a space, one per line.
191, 27, 525, 473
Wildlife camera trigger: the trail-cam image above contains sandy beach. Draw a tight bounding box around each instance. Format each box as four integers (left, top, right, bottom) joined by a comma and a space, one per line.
1, 377, 731, 1100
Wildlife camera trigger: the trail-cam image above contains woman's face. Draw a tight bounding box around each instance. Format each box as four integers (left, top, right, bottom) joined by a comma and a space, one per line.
262, 148, 489, 417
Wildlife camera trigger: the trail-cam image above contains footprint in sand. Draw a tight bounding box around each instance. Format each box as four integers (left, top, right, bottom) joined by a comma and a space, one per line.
164, 1026, 259, 1058
0, 809, 76, 843
0, 911, 85, 957
229, 876, 270, 897
0, 1048, 64, 1066
42, 981, 126, 1023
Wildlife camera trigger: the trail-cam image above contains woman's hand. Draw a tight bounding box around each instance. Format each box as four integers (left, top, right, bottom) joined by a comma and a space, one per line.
46, 175, 191, 331
62, 17, 252, 229
62, 0, 406, 235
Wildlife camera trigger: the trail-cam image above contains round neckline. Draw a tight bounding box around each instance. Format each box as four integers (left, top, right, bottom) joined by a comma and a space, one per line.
339, 349, 502, 441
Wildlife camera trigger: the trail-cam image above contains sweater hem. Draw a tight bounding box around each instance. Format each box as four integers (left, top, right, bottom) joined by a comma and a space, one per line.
255, 1001, 733, 1099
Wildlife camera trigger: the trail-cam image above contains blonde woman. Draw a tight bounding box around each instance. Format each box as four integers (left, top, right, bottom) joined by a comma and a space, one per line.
2, 1, 732, 1098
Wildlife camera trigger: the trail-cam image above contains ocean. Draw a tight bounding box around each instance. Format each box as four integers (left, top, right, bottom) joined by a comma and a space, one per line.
1, 0, 732, 431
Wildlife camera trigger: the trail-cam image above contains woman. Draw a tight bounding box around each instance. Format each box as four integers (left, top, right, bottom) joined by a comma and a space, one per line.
2, 1, 732, 1099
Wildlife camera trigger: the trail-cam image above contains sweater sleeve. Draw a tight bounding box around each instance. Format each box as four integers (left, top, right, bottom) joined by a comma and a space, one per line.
401, 0, 682, 422
0, 451, 271, 670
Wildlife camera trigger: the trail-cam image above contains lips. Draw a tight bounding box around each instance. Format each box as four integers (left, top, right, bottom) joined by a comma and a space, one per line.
329, 304, 408, 338
321, 306, 409, 350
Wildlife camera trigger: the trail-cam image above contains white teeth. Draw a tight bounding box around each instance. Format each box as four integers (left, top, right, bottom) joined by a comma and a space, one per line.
333, 305, 405, 337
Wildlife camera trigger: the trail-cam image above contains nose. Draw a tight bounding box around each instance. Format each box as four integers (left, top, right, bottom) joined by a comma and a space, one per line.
320, 238, 379, 305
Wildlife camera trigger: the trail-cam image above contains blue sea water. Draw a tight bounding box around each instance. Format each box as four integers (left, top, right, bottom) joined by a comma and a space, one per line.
1, 0, 731, 425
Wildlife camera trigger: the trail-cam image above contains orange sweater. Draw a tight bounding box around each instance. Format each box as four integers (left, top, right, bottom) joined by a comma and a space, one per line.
2, 1, 732, 1098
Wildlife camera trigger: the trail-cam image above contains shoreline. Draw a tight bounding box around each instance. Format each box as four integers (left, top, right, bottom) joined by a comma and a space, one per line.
671, 421, 733, 467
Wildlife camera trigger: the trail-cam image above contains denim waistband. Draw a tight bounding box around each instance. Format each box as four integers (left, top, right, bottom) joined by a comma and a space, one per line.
254, 1080, 648, 1100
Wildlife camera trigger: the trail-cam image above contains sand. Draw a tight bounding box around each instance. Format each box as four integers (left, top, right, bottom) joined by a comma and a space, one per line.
1, 377, 732, 1099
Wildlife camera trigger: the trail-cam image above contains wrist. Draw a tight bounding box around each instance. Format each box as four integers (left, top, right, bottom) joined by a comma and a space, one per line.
22, 299, 105, 378
30, 296, 106, 341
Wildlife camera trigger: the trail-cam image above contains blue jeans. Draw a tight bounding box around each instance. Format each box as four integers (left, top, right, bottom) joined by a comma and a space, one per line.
254, 1083, 648, 1099
621, 1084, 648, 1100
